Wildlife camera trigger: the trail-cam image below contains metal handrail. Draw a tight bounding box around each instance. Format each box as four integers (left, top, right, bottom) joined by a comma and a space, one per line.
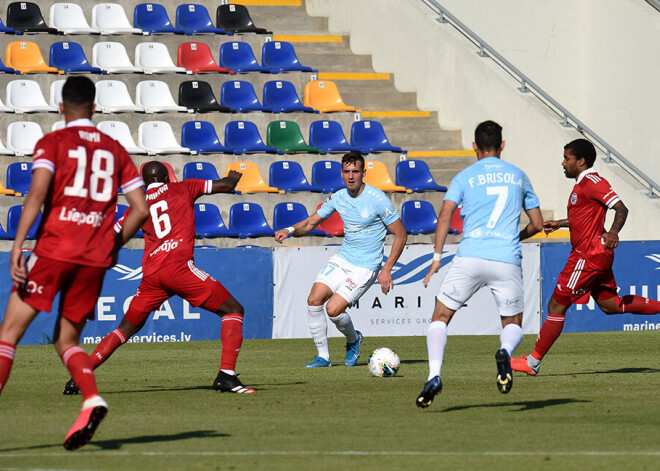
421, 0, 660, 198
647, 0, 660, 13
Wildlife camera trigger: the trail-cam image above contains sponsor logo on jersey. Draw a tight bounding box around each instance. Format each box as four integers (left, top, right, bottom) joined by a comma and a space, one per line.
570, 193, 578, 205
150, 238, 182, 257
345, 278, 357, 290
59, 207, 105, 227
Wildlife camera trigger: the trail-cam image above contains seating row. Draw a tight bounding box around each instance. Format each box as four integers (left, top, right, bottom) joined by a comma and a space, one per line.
1, 40, 313, 75
1, 2, 269, 35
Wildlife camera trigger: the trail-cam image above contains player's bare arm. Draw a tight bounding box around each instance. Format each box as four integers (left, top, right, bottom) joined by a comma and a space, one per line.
519, 206, 543, 241
274, 212, 325, 243
600, 200, 628, 250
378, 219, 407, 294
543, 218, 569, 234
423, 200, 458, 288
211, 170, 242, 193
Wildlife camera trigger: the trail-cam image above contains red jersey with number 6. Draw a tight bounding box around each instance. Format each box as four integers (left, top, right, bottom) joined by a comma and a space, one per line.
32, 122, 143, 268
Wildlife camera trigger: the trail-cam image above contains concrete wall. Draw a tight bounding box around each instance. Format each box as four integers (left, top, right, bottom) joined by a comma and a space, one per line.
306, 0, 660, 240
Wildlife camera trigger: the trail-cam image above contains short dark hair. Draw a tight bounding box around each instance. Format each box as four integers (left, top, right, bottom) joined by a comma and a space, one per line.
61, 77, 96, 107
341, 151, 365, 169
474, 120, 503, 152
564, 139, 596, 168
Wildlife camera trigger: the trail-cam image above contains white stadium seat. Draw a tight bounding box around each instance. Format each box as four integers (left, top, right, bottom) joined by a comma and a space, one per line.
92, 42, 141, 73
95, 80, 144, 113
7, 122, 44, 156
92, 3, 142, 35
50, 3, 100, 34
52, 120, 66, 132
6, 80, 58, 113
97, 121, 145, 154
135, 42, 186, 75
49, 79, 66, 109
135, 81, 188, 114
138, 121, 190, 155
0, 95, 13, 113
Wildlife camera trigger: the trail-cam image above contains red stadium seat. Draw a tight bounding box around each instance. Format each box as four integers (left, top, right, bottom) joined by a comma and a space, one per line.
315, 203, 344, 237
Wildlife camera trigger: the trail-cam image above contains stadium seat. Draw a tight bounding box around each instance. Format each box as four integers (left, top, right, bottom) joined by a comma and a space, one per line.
183, 161, 219, 180
450, 208, 463, 234
7, 80, 58, 113
226, 161, 281, 194
136, 80, 188, 113
6, 2, 58, 34
219, 41, 269, 73
97, 121, 145, 154
401, 200, 438, 235
273, 202, 325, 236
229, 202, 274, 238
177, 42, 233, 74
195, 203, 236, 238
49, 42, 105, 74
137, 121, 190, 155
315, 203, 344, 236
181, 121, 231, 154
114, 204, 143, 237
262, 41, 315, 74
139, 161, 177, 182
6, 121, 43, 155
0, 15, 19, 34
311, 160, 344, 193
308, 120, 360, 153
220, 80, 268, 112
178, 81, 230, 113
175, 4, 229, 35
216, 5, 271, 34
262, 81, 315, 114
364, 161, 410, 192
135, 42, 186, 74
0, 56, 17, 74
133, 3, 185, 35
0, 134, 14, 154
304, 80, 360, 113
0, 178, 16, 196
51, 120, 65, 132
224, 121, 278, 154
6, 205, 42, 239
50, 3, 100, 34
395, 160, 447, 192
92, 42, 141, 73
6, 42, 63, 74
351, 120, 403, 154
6, 161, 32, 195
0, 94, 14, 112
269, 161, 317, 193
267, 121, 323, 154
92, 4, 142, 35
95, 80, 143, 113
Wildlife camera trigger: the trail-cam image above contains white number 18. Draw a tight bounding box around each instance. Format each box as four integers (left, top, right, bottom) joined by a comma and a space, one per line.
63, 146, 114, 202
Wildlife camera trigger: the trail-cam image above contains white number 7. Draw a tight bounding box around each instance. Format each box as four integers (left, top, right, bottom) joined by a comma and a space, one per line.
486, 186, 508, 229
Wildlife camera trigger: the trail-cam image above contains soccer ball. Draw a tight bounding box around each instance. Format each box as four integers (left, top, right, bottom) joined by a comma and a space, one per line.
367, 347, 400, 377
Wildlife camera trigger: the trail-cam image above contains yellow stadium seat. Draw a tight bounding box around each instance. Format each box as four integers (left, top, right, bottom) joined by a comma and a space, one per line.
6, 41, 63, 74
226, 161, 283, 194
303, 80, 361, 113
363, 161, 411, 193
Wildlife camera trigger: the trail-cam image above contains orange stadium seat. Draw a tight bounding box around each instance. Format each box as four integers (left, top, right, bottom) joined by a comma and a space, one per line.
304, 80, 360, 113
225, 161, 282, 195
6, 41, 63, 74
363, 161, 411, 193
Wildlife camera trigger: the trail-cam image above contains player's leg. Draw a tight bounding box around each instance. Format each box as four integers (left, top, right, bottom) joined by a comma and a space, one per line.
592, 269, 660, 315
305, 282, 334, 367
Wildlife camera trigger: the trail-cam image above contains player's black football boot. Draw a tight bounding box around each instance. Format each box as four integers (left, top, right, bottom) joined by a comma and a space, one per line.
63, 378, 80, 395
495, 348, 513, 394
212, 371, 255, 393
416, 375, 442, 408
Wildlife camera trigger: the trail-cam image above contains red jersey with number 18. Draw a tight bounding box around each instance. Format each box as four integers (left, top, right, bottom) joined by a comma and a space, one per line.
32, 121, 143, 268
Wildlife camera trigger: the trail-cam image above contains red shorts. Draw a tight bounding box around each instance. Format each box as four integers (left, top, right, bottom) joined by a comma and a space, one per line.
14, 254, 106, 323
125, 259, 231, 325
552, 254, 618, 306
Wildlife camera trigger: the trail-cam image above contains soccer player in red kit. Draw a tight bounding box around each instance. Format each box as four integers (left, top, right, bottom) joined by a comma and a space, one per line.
63, 161, 255, 394
512, 139, 660, 376
0, 76, 148, 450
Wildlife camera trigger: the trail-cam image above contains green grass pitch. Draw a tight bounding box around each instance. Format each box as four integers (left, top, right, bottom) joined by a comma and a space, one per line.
0, 332, 658, 470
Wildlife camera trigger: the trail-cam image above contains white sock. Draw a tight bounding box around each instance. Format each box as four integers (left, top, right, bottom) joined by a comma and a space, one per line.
307, 305, 330, 361
500, 323, 523, 356
329, 312, 358, 343
527, 355, 541, 368
427, 321, 447, 381
220, 369, 235, 376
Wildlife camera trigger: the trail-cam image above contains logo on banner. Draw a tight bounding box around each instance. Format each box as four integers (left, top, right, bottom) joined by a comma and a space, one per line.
381, 252, 455, 285
111, 264, 143, 281
644, 254, 660, 268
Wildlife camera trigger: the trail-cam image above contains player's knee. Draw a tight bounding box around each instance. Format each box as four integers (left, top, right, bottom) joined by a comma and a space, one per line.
307, 295, 324, 307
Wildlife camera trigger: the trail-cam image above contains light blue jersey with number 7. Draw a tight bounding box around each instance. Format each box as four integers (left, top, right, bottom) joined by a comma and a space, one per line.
444, 156, 539, 266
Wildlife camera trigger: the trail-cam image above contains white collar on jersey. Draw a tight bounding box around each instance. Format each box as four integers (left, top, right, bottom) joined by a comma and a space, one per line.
147, 182, 165, 190
65, 118, 95, 128
576, 168, 597, 184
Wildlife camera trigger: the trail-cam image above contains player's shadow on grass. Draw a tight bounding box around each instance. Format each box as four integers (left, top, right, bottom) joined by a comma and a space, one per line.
441, 398, 589, 413
400, 359, 428, 365
106, 381, 306, 394
542, 367, 660, 377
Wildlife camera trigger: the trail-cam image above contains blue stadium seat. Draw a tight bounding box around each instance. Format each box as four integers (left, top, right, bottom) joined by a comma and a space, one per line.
395, 160, 447, 192
49, 42, 105, 74
175, 4, 229, 35
229, 202, 274, 238
181, 121, 231, 154
219, 41, 269, 73
351, 120, 403, 154
262, 81, 315, 114
183, 161, 219, 180
309, 120, 359, 153
134, 3, 185, 35
261, 41, 315, 73
311, 161, 344, 193
0, 15, 19, 34
401, 200, 438, 235
269, 161, 317, 193
0, 56, 17, 74
221, 80, 269, 112
6, 205, 42, 239
194, 203, 236, 237
6, 161, 31, 195
273, 202, 325, 236
224, 121, 278, 154
115, 204, 144, 237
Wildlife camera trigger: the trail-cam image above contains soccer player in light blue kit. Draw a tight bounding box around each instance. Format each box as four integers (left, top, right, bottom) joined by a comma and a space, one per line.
416, 121, 543, 408
275, 152, 407, 368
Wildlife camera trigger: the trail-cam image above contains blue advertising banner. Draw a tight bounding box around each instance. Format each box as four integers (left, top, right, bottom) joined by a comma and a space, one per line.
0, 247, 273, 346
540, 241, 660, 332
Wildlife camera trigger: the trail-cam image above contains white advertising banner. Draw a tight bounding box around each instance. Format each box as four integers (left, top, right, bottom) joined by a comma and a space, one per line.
273, 244, 541, 338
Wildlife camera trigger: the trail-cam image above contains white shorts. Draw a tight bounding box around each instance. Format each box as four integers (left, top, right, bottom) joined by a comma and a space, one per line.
314, 255, 379, 306
437, 256, 524, 317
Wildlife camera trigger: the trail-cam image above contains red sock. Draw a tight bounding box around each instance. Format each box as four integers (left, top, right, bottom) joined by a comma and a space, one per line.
0, 341, 16, 397
61, 346, 98, 401
90, 329, 127, 369
220, 313, 244, 372
531, 314, 565, 361
617, 295, 660, 315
